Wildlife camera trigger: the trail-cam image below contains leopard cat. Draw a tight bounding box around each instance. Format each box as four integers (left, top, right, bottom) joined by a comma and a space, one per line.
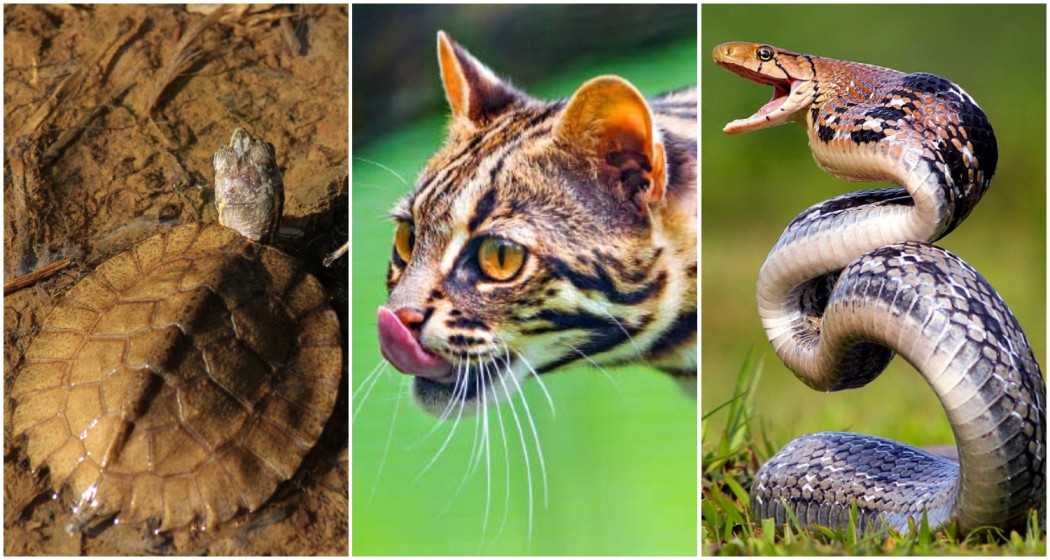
377, 31, 697, 415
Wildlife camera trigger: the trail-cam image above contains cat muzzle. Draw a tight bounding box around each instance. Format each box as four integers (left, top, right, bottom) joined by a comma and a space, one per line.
377, 307, 454, 381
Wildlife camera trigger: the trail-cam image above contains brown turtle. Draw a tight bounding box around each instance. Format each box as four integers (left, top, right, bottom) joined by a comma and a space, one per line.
10, 129, 342, 532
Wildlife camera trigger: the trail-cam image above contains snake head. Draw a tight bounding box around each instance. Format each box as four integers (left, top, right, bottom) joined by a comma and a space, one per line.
713, 42, 815, 134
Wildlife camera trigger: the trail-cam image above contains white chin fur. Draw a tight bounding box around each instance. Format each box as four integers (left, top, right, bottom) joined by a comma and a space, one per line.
413, 357, 532, 417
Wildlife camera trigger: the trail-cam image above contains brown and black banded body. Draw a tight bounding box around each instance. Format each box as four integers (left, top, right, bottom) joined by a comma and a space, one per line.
715, 42, 1043, 533
714, 42, 996, 240
387, 32, 697, 412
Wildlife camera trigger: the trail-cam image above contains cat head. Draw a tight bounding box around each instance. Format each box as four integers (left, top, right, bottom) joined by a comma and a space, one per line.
379, 31, 672, 415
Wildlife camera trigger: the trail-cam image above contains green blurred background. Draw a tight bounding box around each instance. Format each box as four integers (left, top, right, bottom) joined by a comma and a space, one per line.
702, 4, 1046, 462
353, 5, 697, 555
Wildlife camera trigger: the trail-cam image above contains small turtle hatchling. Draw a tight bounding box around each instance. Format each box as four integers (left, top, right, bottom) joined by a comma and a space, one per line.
10, 129, 342, 532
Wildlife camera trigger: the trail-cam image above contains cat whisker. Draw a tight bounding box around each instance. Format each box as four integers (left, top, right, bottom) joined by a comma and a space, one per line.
561, 341, 624, 396
496, 343, 549, 514
465, 375, 484, 473
505, 363, 549, 510
353, 156, 408, 186
416, 360, 469, 481
598, 306, 643, 360
435, 368, 467, 423
352, 360, 389, 422
408, 363, 467, 449
480, 360, 493, 541
497, 370, 534, 542
440, 365, 485, 515
501, 340, 555, 417
352, 359, 387, 403
487, 366, 513, 539
369, 375, 408, 505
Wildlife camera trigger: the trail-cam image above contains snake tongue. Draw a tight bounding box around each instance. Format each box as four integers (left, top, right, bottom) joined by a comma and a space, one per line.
377, 307, 453, 380
724, 79, 803, 134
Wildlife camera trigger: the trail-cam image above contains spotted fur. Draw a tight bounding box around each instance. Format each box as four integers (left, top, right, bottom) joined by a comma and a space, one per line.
386, 33, 697, 413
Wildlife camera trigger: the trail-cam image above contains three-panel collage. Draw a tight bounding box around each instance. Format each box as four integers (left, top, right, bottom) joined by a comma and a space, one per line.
0, 2, 1045, 558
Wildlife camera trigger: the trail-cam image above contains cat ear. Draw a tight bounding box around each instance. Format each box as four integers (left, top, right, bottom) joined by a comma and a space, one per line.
555, 76, 667, 211
437, 31, 519, 125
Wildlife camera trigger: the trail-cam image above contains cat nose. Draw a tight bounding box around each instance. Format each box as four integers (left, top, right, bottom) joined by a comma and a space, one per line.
394, 307, 426, 331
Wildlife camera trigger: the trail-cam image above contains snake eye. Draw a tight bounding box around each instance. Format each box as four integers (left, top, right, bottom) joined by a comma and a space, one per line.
477, 237, 526, 282
757, 46, 774, 62
394, 221, 414, 263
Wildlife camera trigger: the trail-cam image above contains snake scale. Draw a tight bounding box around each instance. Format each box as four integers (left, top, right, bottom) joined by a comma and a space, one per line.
714, 42, 1046, 533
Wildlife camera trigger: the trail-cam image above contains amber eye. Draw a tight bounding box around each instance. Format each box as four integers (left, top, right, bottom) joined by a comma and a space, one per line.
477, 237, 525, 281
757, 46, 774, 62
394, 221, 414, 262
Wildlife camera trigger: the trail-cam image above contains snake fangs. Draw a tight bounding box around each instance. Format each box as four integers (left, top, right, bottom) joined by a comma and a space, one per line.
714, 41, 1045, 533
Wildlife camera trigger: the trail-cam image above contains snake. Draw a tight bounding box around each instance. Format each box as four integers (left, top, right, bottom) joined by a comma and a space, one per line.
713, 42, 1046, 533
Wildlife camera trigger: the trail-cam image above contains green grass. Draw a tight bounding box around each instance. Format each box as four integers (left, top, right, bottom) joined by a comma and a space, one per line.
352, 37, 697, 555
701, 356, 1046, 555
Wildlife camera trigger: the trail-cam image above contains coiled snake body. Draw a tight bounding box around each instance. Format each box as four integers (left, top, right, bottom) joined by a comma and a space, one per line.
714, 42, 1045, 533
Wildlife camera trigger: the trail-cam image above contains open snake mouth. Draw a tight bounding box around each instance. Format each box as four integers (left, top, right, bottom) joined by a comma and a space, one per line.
716, 61, 805, 134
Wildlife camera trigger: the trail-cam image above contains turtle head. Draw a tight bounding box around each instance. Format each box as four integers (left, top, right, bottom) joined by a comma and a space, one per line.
213, 128, 285, 243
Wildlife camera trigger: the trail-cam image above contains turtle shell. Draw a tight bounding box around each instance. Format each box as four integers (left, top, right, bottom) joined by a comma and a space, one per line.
11, 223, 342, 531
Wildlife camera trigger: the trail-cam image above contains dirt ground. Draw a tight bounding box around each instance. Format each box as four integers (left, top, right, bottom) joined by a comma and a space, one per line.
3, 4, 347, 555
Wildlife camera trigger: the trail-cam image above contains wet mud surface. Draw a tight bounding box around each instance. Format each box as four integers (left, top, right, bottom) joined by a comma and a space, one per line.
3, 4, 347, 555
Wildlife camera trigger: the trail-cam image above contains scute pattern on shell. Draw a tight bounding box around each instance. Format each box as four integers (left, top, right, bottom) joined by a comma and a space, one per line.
11, 222, 341, 531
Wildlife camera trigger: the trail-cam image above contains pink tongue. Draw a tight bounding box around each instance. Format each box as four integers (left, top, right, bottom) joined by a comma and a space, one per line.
758, 92, 787, 115
377, 307, 453, 379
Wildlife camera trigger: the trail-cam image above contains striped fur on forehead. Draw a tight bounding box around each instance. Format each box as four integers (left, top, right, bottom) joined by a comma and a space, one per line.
396, 103, 670, 281
407, 102, 563, 220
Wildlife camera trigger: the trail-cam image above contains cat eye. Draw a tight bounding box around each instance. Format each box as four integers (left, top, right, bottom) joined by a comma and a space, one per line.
756, 46, 774, 62
394, 221, 415, 262
477, 237, 525, 281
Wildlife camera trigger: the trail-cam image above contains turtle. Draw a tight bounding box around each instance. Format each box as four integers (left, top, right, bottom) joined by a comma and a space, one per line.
9, 128, 343, 533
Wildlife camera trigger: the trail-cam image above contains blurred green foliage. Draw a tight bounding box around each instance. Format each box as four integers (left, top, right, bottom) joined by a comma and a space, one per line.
352, 15, 697, 555
702, 4, 1046, 466
352, 4, 697, 146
